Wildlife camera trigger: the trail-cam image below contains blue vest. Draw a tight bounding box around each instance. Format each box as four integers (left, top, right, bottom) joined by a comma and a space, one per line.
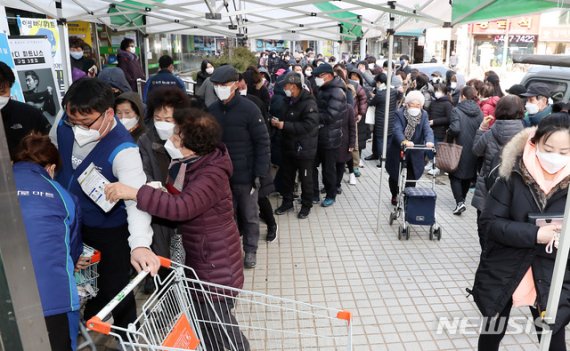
56, 115, 137, 228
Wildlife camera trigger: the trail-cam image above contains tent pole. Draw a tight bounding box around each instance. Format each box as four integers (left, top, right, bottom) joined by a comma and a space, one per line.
376, 1, 395, 234
56, 0, 71, 93
539, 194, 570, 350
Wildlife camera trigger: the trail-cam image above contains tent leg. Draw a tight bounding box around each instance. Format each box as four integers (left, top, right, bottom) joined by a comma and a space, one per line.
375, 1, 396, 234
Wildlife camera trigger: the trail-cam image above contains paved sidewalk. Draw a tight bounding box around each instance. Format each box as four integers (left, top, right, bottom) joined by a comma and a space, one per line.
85, 145, 569, 350
245, 147, 569, 351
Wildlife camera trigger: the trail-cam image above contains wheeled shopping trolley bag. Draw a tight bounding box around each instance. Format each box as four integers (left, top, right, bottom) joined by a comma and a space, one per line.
404, 187, 436, 226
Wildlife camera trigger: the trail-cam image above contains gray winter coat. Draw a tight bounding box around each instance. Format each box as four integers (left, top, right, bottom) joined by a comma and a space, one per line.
448, 100, 483, 180
471, 119, 525, 211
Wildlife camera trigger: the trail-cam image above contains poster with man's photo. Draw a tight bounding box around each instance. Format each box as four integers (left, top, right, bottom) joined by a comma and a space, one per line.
9, 37, 61, 125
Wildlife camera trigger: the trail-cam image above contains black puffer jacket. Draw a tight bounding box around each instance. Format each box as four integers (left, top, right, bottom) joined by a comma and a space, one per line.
316, 77, 348, 150
427, 95, 453, 141
208, 94, 271, 185
281, 90, 319, 160
448, 99, 483, 180
472, 128, 570, 334
471, 119, 525, 211
370, 88, 399, 140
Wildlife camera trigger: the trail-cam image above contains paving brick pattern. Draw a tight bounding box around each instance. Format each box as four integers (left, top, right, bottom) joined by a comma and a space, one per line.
84, 146, 570, 350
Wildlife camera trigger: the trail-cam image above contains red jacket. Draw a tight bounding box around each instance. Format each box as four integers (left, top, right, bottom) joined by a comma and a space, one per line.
136, 144, 244, 291
479, 96, 500, 126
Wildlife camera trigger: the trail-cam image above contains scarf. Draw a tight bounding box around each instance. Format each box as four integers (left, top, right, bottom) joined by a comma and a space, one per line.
403, 108, 422, 141
166, 155, 201, 194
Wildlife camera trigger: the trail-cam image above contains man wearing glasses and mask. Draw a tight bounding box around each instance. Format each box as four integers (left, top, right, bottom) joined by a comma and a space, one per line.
49, 78, 160, 333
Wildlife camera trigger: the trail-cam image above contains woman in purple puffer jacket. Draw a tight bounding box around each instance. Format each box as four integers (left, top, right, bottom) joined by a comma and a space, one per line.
105, 108, 250, 351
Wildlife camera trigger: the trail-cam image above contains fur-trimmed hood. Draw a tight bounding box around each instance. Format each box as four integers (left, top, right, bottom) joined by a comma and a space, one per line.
499, 127, 535, 178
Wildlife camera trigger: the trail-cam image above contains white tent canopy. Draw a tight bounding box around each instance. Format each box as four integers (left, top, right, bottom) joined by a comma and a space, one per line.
3, 0, 452, 41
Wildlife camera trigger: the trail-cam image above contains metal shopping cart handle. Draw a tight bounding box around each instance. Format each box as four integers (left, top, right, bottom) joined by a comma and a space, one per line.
402, 144, 437, 153
86, 256, 173, 335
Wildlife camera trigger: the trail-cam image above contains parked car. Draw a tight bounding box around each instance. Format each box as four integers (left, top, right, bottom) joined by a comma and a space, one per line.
515, 54, 570, 102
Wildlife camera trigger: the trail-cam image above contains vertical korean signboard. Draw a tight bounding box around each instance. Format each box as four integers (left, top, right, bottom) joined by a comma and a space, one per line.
17, 17, 66, 100
9, 37, 61, 125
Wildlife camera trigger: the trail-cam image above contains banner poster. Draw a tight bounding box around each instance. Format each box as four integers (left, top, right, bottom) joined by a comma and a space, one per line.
17, 17, 66, 100
9, 37, 61, 125
68, 21, 92, 47
0, 33, 24, 102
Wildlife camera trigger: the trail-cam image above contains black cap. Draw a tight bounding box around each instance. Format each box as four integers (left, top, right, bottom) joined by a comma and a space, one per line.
521, 83, 551, 98
506, 84, 527, 97
281, 72, 303, 86
313, 63, 334, 76
210, 65, 239, 84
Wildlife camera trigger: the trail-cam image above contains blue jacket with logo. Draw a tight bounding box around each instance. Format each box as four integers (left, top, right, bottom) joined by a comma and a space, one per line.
14, 162, 82, 316
143, 69, 186, 102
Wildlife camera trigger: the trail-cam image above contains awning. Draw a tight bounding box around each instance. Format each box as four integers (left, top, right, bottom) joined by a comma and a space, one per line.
394, 29, 423, 37
3, 0, 452, 41
452, 0, 570, 25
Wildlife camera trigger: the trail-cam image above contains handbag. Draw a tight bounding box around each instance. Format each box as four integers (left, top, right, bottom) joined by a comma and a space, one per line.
435, 137, 463, 173
365, 106, 375, 125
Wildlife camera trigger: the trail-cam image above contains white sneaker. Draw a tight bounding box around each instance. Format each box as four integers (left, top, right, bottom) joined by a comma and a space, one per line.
424, 161, 433, 172
359, 159, 364, 168
349, 173, 357, 185
427, 167, 440, 176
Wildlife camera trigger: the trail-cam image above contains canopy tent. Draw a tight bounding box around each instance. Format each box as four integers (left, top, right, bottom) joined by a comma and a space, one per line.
3, 0, 451, 41
452, 0, 570, 25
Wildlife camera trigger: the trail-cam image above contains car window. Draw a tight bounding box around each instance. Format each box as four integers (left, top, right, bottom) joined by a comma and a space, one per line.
526, 79, 567, 103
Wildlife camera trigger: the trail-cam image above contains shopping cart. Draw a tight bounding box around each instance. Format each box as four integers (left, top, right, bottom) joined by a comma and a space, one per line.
87, 257, 352, 350
388, 144, 442, 241
76, 244, 101, 351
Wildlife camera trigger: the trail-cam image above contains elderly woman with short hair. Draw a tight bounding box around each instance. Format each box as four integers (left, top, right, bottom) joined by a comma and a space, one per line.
386, 90, 435, 205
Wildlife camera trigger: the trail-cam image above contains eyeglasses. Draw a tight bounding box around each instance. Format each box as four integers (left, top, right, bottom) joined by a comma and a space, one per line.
64, 111, 105, 131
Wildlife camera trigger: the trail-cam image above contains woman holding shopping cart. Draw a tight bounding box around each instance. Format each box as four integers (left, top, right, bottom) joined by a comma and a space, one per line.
105, 108, 250, 351
472, 113, 570, 350
386, 90, 435, 205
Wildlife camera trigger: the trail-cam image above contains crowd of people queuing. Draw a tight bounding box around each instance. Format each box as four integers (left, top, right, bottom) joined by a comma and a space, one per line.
4, 35, 570, 350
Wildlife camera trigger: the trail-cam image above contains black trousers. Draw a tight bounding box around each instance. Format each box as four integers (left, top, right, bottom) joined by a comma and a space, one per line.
336, 162, 347, 188
82, 225, 136, 330
258, 196, 276, 226
232, 184, 260, 254
313, 148, 338, 200
281, 156, 314, 208
478, 299, 567, 351
196, 299, 250, 351
45, 311, 79, 351
388, 162, 417, 198
449, 174, 471, 204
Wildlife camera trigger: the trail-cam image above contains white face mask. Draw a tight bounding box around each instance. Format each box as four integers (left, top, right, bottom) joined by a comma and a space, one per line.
73, 125, 101, 147
120, 117, 138, 131
368, 64, 375, 70
526, 102, 540, 115
239, 89, 247, 96
0, 96, 9, 109
284, 89, 292, 98
206, 67, 214, 75
349, 79, 359, 85
70, 51, 84, 60
154, 121, 175, 141
128, 47, 136, 54
377, 83, 386, 91
434, 91, 444, 99
315, 77, 325, 87
536, 149, 570, 174
407, 107, 421, 117
164, 139, 184, 160
450, 82, 457, 89
214, 84, 233, 101
305, 71, 312, 77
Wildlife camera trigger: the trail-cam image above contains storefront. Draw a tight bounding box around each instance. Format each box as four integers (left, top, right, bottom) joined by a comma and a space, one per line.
469, 16, 539, 69
537, 10, 570, 55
